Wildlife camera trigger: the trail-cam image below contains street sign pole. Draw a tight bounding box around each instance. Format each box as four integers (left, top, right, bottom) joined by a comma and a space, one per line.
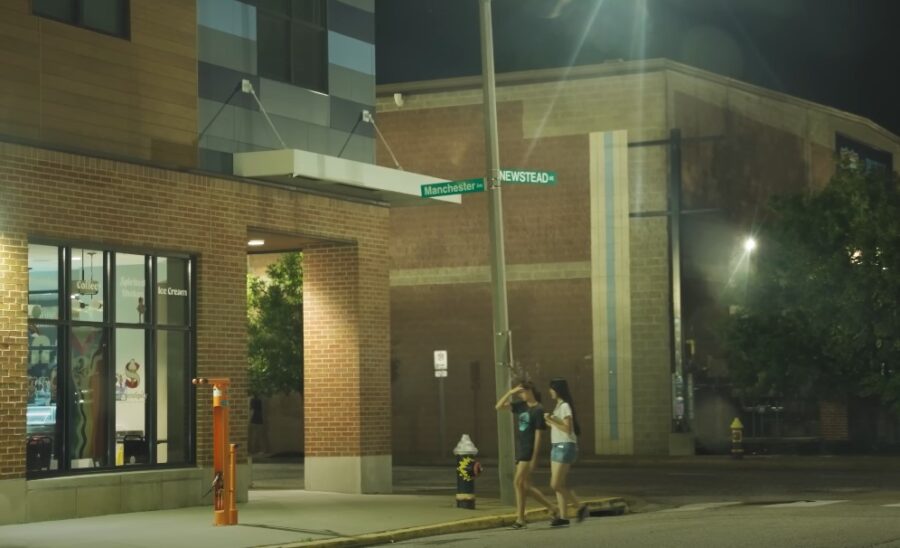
479, 0, 515, 507
434, 351, 449, 456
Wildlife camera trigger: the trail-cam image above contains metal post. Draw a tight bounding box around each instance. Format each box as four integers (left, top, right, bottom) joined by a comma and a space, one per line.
479, 0, 515, 506
438, 377, 447, 456
668, 128, 686, 431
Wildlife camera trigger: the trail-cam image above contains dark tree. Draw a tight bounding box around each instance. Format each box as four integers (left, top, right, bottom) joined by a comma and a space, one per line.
724, 152, 900, 409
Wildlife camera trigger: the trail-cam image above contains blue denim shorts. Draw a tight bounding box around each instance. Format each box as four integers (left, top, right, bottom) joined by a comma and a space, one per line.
550, 442, 578, 464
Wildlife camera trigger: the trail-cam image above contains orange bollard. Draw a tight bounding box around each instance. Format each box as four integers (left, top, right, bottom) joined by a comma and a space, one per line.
228, 443, 237, 524
193, 377, 238, 526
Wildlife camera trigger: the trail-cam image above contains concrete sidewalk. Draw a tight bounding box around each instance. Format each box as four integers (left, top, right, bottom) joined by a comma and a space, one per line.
0, 489, 625, 548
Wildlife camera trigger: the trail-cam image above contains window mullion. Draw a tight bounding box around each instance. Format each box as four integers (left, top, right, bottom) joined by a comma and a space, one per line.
107, 252, 117, 469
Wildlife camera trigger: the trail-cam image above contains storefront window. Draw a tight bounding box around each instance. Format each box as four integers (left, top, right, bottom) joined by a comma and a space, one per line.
157, 330, 189, 464
116, 253, 147, 325
69, 326, 109, 469
156, 257, 189, 326
28, 244, 59, 320
26, 324, 59, 472
25, 242, 195, 477
70, 248, 105, 322
115, 328, 147, 466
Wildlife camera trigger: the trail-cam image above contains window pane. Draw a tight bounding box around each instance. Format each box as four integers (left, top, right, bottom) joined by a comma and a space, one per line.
69, 326, 109, 469
81, 0, 127, 36
71, 249, 105, 322
258, 12, 291, 82
116, 253, 146, 324
157, 330, 188, 464
27, 325, 60, 473
115, 328, 147, 466
291, 0, 325, 26
29, 244, 59, 320
32, 0, 76, 23
81, 0, 128, 36
291, 24, 327, 92
256, 0, 290, 15
156, 257, 190, 326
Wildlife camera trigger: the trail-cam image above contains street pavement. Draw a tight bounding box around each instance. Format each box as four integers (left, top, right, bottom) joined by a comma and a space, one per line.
3, 457, 900, 547
396, 500, 900, 547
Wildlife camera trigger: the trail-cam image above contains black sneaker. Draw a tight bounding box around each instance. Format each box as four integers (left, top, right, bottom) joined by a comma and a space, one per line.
577, 505, 589, 522
550, 518, 570, 527
509, 521, 527, 530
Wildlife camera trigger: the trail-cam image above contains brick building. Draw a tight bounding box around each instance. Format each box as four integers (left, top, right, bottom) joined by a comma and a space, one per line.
0, 0, 448, 523
376, 60, 900, 461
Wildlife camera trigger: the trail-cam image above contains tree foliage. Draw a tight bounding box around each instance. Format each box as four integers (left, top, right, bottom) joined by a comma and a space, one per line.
724, 153, 900, 409
247, 252, 303, 397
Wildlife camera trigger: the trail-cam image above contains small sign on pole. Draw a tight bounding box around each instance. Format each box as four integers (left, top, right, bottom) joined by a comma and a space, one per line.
434, 350, 448, 375
434, 350, 449, 455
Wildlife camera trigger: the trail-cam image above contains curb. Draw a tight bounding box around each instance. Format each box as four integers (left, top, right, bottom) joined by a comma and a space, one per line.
262, 497, 627, 548
395, 456, 900, 471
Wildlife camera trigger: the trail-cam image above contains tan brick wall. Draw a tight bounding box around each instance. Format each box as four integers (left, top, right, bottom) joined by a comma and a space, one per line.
0, 233, 28, 478
0, 141, 390, 478
389, 279, 592, 460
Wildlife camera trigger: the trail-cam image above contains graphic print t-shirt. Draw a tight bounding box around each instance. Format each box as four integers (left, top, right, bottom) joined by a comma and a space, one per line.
511, 400, 546, 461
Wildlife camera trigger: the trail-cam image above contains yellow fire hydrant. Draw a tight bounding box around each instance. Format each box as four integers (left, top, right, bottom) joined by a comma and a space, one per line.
730, 417, 744, 459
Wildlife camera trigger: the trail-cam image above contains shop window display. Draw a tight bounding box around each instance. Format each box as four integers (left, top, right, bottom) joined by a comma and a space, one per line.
25, 243, 194, 476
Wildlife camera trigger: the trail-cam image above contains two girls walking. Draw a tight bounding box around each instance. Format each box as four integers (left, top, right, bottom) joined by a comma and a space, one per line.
495, 377, 587, 529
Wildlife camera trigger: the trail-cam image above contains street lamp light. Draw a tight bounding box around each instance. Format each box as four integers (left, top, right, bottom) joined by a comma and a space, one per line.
743, 237, 757, 253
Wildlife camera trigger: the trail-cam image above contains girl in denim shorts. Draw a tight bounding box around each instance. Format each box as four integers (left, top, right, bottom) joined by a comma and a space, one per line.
544, 377, 589, 527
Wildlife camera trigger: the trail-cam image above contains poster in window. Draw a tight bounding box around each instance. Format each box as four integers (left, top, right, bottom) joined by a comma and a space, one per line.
69, 327, 108, 467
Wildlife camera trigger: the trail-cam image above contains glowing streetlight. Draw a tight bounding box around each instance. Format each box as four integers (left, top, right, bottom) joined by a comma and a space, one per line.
743, 237, 757, 253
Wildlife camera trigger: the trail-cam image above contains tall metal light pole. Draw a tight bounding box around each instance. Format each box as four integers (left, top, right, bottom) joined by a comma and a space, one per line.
479, 0, 515, 506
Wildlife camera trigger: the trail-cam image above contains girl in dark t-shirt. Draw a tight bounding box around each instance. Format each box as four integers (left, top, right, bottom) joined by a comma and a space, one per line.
496, 381, 559, 529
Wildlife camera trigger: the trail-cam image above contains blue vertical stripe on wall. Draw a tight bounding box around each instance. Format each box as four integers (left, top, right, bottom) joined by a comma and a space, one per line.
604, 132, 619, 441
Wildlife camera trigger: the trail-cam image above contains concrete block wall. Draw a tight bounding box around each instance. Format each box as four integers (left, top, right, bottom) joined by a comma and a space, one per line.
196, 0, 376, 173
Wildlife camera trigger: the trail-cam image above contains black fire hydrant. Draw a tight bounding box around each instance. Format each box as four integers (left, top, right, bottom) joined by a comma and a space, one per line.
453, 434, 482, 509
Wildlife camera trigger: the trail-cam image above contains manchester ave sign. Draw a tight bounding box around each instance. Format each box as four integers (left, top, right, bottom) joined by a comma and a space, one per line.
420, 170, 557, 197
420, 178, 485, 197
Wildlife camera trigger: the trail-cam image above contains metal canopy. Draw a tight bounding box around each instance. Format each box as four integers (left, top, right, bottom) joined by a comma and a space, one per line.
232, 149, 461, 206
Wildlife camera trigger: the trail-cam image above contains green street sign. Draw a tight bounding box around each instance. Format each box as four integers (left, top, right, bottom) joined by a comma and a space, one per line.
500, 169, 557, 185
421, 178, 485, 197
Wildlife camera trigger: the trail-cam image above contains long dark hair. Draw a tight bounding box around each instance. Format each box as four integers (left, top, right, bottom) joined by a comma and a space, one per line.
549, 378, 580, 436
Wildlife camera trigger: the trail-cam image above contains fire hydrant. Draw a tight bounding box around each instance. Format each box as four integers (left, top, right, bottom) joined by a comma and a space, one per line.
453, 434, 482, 509
730, 417, 744, 459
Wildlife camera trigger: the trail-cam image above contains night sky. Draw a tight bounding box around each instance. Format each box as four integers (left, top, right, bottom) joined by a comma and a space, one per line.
376, 0, 900, 136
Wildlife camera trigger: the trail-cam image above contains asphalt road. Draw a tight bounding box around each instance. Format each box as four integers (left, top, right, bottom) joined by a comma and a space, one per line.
392, 461, 900, 547
394, 501, 900, 548
393, 463, 900, 512
251, 459, 900, 546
